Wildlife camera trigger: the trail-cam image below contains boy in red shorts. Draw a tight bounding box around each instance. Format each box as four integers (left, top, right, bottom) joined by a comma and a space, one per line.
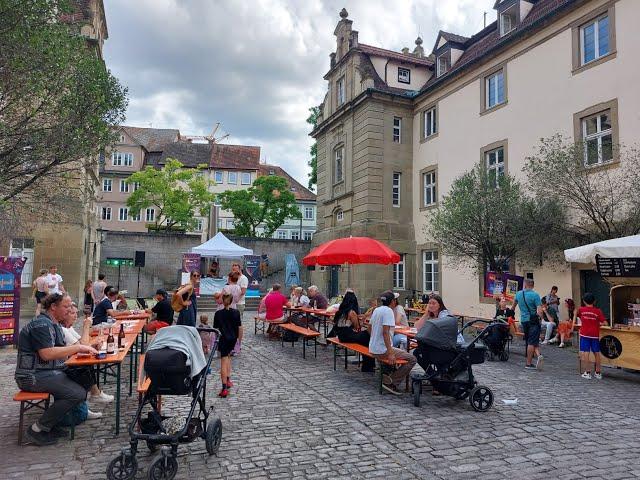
575, 292, 607, 379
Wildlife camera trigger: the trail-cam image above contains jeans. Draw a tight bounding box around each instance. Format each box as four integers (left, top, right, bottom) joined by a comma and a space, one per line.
392, 333, 407, 349
373, 348, 417, 388
16, 370, 87, 431
541, 321, 556, 341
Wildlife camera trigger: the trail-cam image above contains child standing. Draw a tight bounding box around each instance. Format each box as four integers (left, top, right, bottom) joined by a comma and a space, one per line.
198, 314, 214, 355
576, 292, 607, 379
213, 293, 243, 398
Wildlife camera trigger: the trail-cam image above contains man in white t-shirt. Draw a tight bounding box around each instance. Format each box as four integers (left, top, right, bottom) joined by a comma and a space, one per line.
45, 265, 65, 295
231, 262, 249, 318
368, 290, 416, 395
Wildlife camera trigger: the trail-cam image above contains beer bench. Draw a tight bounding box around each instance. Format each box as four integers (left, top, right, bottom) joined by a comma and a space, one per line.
326, 338, 408, 394
279, 323, 321, 359
254, 316, 285, 336
13, 391, 75, 445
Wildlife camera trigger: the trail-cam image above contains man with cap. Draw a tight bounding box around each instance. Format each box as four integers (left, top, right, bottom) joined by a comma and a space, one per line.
144, 289, 174, 334
368, 290, 417, 395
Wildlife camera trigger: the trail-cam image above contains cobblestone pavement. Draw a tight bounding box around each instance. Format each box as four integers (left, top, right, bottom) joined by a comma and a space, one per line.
2, 316, 640, 479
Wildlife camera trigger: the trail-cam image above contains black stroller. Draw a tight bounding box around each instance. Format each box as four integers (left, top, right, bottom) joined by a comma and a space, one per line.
410, 316, 494, 412
477, 318, 511, 361
107, 326, 223, 480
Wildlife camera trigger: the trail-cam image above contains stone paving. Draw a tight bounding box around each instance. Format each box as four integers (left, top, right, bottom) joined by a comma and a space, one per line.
1, 316, 640, 479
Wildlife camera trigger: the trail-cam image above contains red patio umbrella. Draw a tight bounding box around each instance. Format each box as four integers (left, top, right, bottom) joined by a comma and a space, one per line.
302, 237, 400, 266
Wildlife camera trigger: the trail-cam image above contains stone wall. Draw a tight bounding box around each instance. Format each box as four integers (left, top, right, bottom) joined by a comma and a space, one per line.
99, 231, 312, 297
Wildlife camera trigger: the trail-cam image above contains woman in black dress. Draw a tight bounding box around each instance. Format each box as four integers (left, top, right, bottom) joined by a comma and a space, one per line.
176, 271, 200, 327
213, 293, 242, 398
333, 290, 375, 372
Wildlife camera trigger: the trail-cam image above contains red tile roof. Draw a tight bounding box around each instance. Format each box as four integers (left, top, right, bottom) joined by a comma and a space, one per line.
358, 44, 434, 67
258, 165, 316, 202
210, 144, 261, 170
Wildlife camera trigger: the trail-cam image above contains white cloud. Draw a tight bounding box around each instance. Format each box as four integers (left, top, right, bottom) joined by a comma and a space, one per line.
103, 0, 496, 187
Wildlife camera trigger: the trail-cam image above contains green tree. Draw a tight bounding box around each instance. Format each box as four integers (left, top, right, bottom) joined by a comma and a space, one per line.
217, 175, 301, 238
306, 106, 321, 190
0, 0, 128, 230
127, 159, 215, 231
430, 162, 558, 273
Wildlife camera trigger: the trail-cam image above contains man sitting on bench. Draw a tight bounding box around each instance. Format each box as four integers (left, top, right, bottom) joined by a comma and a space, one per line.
14, 293, 97, 446
368, 290, 416, 395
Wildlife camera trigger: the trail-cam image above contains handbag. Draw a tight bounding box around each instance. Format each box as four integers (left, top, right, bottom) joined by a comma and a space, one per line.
171, 285, 190, 312
521, 291, 541, 325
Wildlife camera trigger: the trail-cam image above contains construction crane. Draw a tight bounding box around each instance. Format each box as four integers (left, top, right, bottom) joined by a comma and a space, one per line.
184, 122, 230, 144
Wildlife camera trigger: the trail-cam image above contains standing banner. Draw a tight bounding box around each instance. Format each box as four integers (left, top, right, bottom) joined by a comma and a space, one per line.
243, 255, 262, 284
0, 256, 26, 346
484, 271, 524, 301
182, 253, 201, 296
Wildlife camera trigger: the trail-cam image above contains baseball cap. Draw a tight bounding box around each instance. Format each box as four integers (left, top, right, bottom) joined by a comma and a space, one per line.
379, 290, 395, 305
156, 289, 168, 297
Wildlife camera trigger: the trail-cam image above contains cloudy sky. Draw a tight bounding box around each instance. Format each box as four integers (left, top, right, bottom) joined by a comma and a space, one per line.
103, 0, 496, 189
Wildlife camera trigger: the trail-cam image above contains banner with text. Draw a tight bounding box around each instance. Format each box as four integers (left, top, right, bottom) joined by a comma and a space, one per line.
0, 256, 26, 346
484, 271, 524, 301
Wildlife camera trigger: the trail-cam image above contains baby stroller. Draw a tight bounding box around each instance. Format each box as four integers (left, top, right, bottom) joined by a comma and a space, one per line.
478, 318, 511, 361
410, 316, 494, 412
106, 326, 223, 480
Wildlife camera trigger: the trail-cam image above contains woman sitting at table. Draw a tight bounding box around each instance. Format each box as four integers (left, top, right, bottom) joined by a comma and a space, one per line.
115, 292, 129, 311
292, 287, 310, 308
414, 294, 451, 331
392, 294, 410, 349
333, 290, 375, 372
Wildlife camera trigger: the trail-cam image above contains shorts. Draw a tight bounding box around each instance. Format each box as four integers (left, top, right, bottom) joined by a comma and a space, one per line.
218, 338, 238, 357
522, 321, 541, 347
580, 336, 600, 353
35, 291, 47, 304
145, 320, 170, 334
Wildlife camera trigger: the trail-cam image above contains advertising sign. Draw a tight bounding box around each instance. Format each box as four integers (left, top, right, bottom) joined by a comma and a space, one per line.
0, 256, 26, 346
243, 255, 262, 284
484, 271, 524, 301
182, 253, 201, 296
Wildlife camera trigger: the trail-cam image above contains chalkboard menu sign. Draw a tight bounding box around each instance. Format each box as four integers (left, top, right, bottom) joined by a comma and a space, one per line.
596, 255, 640, 277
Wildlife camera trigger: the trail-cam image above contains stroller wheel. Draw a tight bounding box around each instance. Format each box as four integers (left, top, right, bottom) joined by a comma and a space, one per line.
412, 380, 422, 407
206, 417, 223, 455
499, 351, 509, 362
469, 385, 494, 412
148, 453, 178, 480
106, 450, 137, 480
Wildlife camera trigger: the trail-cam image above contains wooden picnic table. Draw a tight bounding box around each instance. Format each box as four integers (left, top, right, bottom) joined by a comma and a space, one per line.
66, 319, 146, 436
300, 307, 336, 337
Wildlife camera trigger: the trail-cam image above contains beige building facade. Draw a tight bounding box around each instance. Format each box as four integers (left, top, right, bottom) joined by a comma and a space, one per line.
313, 0, 639, 313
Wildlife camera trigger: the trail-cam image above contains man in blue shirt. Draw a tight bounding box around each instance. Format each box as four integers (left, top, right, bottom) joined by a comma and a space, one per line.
512, 279, 543, 370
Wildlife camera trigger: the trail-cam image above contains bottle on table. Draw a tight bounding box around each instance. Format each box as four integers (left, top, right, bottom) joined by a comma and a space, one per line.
118, 323, 125, 349
106, 327, 116, 354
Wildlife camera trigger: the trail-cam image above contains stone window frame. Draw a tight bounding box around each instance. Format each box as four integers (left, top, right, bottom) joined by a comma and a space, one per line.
227, 171, 238, 185
499, 2, 518, 37
102, 178, 112, 192
119, 179, 129, 193
337, 75, 346, 106
571, 2, 616, 75
480, 139, 509, 188
393, 253, 406, 290
333, 144, 345, 185
572, 98, 619, 171
392, 171, 401, 208
436, 52, 450, 77
101, 206, 111, 221
392, 116, 402, 143
118, 206, 129, 221
214, 171, 223, 183
398, 67, 411, 84
145, 207, 155, 222
480, 62, 508, 115
303, 231, 313, 241
418, 246, 441, 295
419, 166, 438, 211
241, 172, 252, 185
420, 103, 438, 143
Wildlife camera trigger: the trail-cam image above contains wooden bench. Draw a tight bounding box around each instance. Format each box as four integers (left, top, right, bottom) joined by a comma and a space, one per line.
279, 323, 321, 359
254, 316, 286, 335
326, 337, 409, 394
13, 391, 75, 444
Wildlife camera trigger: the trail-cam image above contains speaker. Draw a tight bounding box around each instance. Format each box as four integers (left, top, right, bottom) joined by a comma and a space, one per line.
134, 251, 145, 267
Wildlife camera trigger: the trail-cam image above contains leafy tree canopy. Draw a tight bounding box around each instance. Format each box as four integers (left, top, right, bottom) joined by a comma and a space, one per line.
126, 159, 215, 231
217, 175, 301, 238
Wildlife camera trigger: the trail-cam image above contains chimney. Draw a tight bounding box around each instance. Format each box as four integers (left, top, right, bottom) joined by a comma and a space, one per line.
413, 36, 424, 58
401, 47, 410, 55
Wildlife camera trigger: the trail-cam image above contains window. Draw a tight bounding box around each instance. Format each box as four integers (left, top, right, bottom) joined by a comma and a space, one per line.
303, 231, 313, 241
102, 179, 112, 192
423, 107, 437, 139
392, 172, 401, 207
291, 231, 300, 241
145, 208, 155, 222
118, 207, 128, 221
337, 76, 345, 105
111, 152, 133, 166
101, 207, 112, 220
241, 172, 251, 185
276, 230, 287, 239
334, 146, 344, 183
582, 110, 613, 166
393, 254, 405, 290
581, 15, 609, 65
500, 5, 517, 36
131, 211, 141, 222
131, 182, 140, 192
423, 250, 440, 293
485, 70, 505, 109
393, 117, 402, 143
228, 172, 237, 184
226, 219, 235, 229
119, 180, 129, 193
194, 218, 203, 232
437, 55, 449, 77
336, 209, 344, 222
304, 206, 314, 220
422, 171, 436, 207
485, 147, 505, 188
9, 238, 34, 287
398, 67, 410, 84
119, 134, 125, 143
217, 218, 223, 229
214, 171, 223, 183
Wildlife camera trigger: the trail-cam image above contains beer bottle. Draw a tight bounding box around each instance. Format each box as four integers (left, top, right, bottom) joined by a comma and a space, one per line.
107, 327, 116, 354
118, 323, 125, 349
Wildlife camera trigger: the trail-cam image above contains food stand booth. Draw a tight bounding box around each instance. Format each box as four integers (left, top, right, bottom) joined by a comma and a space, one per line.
564, 235, 640, 371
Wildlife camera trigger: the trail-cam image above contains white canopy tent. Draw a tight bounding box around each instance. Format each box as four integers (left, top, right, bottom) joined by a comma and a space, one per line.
564, 234, 640, 265
191, 232, 253, 258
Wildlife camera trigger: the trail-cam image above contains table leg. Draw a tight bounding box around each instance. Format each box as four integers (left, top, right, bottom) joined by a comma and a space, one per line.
129, 345, 134, 396
333, 343, 337, 370
115, 363, 121, 436
303, 336, 306, 359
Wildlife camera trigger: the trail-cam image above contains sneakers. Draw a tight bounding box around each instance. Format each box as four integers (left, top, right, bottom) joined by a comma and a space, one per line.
50, 425, 69, 438
535, 355, 544, 370
558, 343, 565, 348
541, 340, 549, 345
525, 364, 536, 370
89, 391, 114, 403
382, 383, 402, 396
25, 426, 58, 446
218, 388, 229, 398
549, 338, 559, 345
87, 409, 103, 420
594, 372, 603, 380
226, 379, 234, 388
581, 371, 592, 379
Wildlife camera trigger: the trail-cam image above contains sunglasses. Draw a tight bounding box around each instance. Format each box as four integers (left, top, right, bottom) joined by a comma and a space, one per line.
192, 274, 201, 278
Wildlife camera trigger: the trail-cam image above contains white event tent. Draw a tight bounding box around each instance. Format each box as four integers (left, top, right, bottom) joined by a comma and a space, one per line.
564, 234, 640, 265
191, 232, 253, 258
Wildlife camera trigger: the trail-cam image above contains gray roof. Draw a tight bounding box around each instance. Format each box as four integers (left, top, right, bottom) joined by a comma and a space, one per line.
153, 142, 211, 168
121, 126, 181, 152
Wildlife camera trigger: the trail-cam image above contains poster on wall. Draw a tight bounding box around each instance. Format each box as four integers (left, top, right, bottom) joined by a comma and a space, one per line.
182, 253, 201, 296
0, 256, 26, 346
243, 255, 262, 285
484, 271, 524, 301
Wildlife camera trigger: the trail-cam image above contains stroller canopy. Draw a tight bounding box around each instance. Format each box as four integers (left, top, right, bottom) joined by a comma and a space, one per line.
415, 315, 459, 350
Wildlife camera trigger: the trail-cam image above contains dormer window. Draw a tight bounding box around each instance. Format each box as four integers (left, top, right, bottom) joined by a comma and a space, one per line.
337, 76, 346, 106
398, 67, 411, 84
437, 55, 450, 77
500, 4, 517, 36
